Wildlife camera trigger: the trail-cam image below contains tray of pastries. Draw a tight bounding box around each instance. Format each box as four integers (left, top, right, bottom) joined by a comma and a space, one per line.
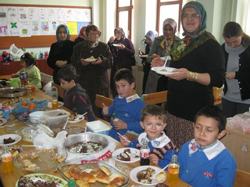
57, 158, 129, 187
13, 146, 67, 172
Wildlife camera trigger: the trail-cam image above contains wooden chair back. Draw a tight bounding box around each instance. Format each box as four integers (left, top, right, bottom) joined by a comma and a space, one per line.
141, 90, 168, 105
52, 82, 65, 99
95, 94, 113, 109
234, 169, 250, 187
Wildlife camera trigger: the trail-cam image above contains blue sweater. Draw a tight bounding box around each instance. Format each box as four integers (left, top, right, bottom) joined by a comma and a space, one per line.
103, 94, 146, 140
179, 139, 236, 187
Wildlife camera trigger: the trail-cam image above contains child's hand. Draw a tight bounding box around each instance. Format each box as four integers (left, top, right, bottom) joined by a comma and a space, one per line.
102, 103, 109, 115
113, 120, 127, 130
119, 135, 130, 146
149, 154, 159, 165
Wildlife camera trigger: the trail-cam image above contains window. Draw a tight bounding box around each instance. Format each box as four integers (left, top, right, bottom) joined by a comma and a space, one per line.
116, 0, 133, 39
156, 0, 183, 36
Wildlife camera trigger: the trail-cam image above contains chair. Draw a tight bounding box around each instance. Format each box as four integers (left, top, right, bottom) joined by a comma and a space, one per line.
234, 169, 250, 187
52, 82, 65, 99
141, 90, 168, 105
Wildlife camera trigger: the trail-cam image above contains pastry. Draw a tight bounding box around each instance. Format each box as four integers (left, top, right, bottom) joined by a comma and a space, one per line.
100, 165, 111, 176
76, 179, 89, 187
109, 173, 125, 186
96, 172, 110, 184
90, 169, 103, 177
117, 152, 130, 161
63, 171, 72, 178
156, 172, 166, 182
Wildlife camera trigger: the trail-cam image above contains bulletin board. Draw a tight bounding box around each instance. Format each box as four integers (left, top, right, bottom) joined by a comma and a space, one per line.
0, 4, 92, 49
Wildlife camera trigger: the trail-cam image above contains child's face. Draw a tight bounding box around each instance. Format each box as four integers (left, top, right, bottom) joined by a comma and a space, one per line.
21, 60, 27, 68
115, 79, 135, 98
140, 115, 167, 140
59, 79, 75, 91
194, 116, 226, 148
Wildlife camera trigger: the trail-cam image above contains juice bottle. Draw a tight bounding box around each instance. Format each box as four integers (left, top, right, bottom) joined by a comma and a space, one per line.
2, 145, 14, 173
167, 154, 180, 185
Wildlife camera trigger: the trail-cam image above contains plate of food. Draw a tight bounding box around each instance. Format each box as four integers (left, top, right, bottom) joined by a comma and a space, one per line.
0, 134, 21, 146
68, 113, 85, 123
15, 173, 67, 187
83, 56, 97, 62
130, 166, 167, 186
47, 101, 64, 108
112, 148, 140, 163
151, 67, 176, 75
113, 44, 122, 47
0, 118, 7, 126
57, 159, 129, 187
139, 54, 148, 58
13, 146, 67, 172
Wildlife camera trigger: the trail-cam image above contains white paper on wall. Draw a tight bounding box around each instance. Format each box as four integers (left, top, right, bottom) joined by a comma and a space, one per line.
0, 21, 9, 36
18, 7, 28, 21
0, 7, 8, 22
49, 21, 57, 35
41, 21, 50, 35
28, 7, 39, 21
48, 8, 57, 21
7, 7, 18, 22
57, 8, 66, 21
31, 21, 40, 35
9, 21, 19, 36
19, 21, 31, 37
39, 8, 48, 21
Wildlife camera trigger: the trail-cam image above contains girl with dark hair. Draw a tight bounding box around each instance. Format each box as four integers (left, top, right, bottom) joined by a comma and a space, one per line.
16, 53, 42, 88
47, 24, 75, 85
222, 21, 250, 117
108, 27, 135, 98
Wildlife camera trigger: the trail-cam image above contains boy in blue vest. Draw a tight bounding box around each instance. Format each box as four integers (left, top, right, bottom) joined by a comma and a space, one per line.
179, 106, 236, 187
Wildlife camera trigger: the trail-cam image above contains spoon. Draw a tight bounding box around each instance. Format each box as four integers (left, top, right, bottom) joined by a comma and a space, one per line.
150, 164, 169, 180
162, 56, 171, 67
117, 132, 133, 145
83, 126, 87, 146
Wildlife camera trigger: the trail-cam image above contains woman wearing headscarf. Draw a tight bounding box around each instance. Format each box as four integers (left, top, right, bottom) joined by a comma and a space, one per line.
71, 24, 112, 117
108, 27, 135, 98
74, 26, 88, 44
165, 1, 225, 149
139, 30, 158, 94
222, 22, 250, 117
145, 18, 180, 94
47, 24, 75, 85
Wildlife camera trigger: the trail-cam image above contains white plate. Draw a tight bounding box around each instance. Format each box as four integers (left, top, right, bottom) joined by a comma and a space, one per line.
0, 118, 7, 126
15, 173, 67, 187
0, 134, 21, 146
47, 101, 64, 108
130, 166, 167, 186
83, 58, 97, 62
112, 148, 140, 163
151, 67, 176, 75
113, 44, 122, 47
68, 115, 85, 123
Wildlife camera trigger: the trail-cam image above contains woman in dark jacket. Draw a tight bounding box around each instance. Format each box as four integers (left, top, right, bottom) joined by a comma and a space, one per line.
222, 21, 250, 117
108, 27, 135, 97
47, 24, 75, 85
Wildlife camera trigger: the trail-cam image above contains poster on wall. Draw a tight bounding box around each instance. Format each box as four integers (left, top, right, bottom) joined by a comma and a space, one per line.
0, 5, 92, 37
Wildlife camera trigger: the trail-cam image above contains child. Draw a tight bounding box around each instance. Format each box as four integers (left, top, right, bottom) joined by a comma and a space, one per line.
102, 68, 146, 141
178, 106, 236, 187
119, 105, 178, 168
57, 64, 96, 121
16, 53, 42, 89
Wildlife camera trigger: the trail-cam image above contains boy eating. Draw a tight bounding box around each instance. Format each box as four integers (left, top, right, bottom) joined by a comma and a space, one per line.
179, 106, 236, 187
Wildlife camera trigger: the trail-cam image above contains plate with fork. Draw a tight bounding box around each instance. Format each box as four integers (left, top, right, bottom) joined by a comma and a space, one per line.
112, 148, 140, 163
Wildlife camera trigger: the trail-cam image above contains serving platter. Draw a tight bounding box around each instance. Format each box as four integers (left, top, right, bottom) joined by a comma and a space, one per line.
151, 67, 176, 75
15, 173, 67, 187
0, 134, 21, 146
0, 87, 28, 98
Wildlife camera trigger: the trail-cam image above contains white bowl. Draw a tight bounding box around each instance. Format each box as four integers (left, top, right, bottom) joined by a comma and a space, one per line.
29, 111, 44, 123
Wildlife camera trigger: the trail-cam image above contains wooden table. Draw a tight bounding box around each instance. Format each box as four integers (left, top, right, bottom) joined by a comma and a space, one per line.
0, 77, 191, 187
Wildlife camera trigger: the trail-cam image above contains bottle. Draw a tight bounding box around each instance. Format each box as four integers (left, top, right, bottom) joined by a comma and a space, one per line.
140, 140, 150, 165
112, 113, 119, 122
52, 96, 58, 109
2, 145, 14, 173
68, 179, 76, 187
167, 154, 180, 185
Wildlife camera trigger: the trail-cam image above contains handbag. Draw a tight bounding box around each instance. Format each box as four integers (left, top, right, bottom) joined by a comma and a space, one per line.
130, 55, 136, 66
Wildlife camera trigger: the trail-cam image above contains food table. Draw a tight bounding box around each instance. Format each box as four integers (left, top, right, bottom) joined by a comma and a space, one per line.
0, 75, 191, 187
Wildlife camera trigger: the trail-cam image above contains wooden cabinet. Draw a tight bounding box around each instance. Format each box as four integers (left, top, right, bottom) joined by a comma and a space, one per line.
221, 126, 250, 172
0, 59, 53, 76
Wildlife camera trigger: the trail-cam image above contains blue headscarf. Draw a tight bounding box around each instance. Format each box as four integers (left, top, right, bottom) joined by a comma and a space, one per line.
145, 30, 158, 43
56, 24, 70, 42
181, 1, 207, 38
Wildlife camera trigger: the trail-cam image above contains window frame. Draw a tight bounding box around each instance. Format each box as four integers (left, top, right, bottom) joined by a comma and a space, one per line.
116, 0, 133, 39
156, 0, 183, 34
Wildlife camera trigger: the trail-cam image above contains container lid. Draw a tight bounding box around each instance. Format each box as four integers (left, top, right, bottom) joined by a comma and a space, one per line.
86, 121, 111, 132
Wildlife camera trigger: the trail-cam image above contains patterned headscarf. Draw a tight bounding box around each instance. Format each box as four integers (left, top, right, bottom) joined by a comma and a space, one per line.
56, 24, 70, 42
162, 18, 177, 53
78, 26, 87, 40
181, 1, 207, 38
114, 27, 126, 42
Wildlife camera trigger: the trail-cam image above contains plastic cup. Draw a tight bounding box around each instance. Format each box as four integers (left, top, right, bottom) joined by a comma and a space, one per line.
31, 85, 36, 92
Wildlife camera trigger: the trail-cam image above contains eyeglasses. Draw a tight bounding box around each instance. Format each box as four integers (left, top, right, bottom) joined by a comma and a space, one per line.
90, 32, 100, 36
144, 122, 164, 128
182, 13, 200, 19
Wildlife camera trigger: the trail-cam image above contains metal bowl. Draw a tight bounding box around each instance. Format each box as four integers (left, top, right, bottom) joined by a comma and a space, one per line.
63, 133, 109, 155
0, 87, 28, 98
